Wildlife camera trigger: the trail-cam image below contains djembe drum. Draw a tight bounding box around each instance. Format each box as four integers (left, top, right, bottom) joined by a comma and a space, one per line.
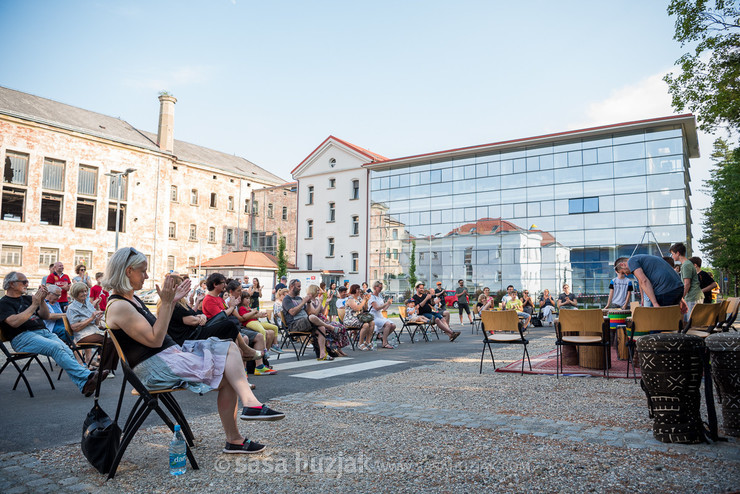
637, 333, 706, 443
705, 332, 740, 437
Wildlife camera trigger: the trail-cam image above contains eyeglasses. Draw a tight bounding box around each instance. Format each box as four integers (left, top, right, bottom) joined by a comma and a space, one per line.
16, 280, 29, 285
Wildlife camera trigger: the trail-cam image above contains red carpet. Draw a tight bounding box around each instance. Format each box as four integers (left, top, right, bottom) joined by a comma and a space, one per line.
494, 346, 641, 379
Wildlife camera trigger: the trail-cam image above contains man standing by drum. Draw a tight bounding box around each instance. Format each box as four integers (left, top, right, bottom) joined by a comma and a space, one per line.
604, 266, 633, 310
614, 255, 683, 308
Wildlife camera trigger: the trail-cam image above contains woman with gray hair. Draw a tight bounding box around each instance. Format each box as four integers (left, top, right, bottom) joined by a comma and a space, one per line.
43, 284, 69, 345
103, 247, 284, 454
66, 282, 115, 369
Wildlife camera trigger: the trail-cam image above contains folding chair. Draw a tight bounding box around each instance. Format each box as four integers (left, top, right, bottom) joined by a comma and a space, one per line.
57, 315, 103, 380
471, 311, 482, 334
106, 329, 198, 480
625, 305, 682, 381
479, 310, 531, 375
555, 309, 610, 379
684, 303, 724, 338
397, 306, 429, 343
0, 328, 55, 397
278, 312, 313, 360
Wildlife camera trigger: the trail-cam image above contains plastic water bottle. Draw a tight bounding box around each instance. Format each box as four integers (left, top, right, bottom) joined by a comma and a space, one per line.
169, 424, 186, 476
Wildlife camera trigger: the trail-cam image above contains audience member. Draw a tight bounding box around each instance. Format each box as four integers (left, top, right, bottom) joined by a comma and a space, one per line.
476, 293, 493, 314
335, 286, 348, 309
282, 279, 335, 361
306, 284, 348, 357
671, 242, 703, 320
102, 247, 284, 454
413, 282, 460, 341
43, 284, 69, 344
66, 282, 119, 371
539, 289, 556, 326
344, 284, 374, 351
72, 264, 93, 288
47, 262, 71, 311
40, 263, 54, 286
557, 284, 578, 310
455, 279, 473, 324
89, 272, 109, 311
501, 285, 515, 307
406, 299, 430, 323
248, 278, 262, 309
325, 282, 338, 322
434, 281, 447, 313
691, 257, 718, 304
272, 275, 288, 301
0, 273, 107, 395
236, 293, 279, 374
369, 281, 396, 350
521, 290, 534, 316
505, 289, 532, 328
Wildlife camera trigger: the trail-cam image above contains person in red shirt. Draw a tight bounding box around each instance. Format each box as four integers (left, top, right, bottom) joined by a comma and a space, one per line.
47, 262, 71, 312
89, 272, 109, 311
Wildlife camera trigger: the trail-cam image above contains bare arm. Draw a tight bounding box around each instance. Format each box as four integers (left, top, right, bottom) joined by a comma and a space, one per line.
288, 296, 312, 316
702, 281, 718, 293
682, 277, 691, 297
5, 287, 49, 327
604, 288, 614, 309
633, 268, 659, 307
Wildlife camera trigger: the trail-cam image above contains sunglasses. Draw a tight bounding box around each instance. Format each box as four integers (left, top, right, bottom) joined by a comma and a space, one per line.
16, 279, 29, 285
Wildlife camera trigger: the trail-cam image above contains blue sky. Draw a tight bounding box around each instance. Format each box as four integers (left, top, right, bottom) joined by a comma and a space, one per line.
0, 0, 720, 256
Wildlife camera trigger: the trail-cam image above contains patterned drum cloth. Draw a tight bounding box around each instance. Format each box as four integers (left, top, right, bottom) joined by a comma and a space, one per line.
706, 332, 740, 437
637, 333, 705, 444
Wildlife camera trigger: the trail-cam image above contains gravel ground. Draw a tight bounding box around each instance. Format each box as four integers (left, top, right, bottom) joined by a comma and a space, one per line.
3, 334, 739, 493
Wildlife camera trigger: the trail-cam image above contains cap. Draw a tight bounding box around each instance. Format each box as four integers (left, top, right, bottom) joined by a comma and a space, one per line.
280, 275, 287, 280
436, 282, 442, 285
415, 281, 425, 288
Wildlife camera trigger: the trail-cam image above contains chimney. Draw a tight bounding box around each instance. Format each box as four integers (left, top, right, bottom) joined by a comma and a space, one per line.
157, 93, 177, 153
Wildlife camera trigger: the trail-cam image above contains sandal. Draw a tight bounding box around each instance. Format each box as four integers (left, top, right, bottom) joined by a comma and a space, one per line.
317, 354, 335, 361
381, 344, 394, 349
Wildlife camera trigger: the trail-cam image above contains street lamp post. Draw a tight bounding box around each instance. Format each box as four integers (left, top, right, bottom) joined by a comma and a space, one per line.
105, 168, 136, 251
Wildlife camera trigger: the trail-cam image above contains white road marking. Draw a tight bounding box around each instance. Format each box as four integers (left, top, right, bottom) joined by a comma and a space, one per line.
293, 360, 404, 379
270, 357, 354, 371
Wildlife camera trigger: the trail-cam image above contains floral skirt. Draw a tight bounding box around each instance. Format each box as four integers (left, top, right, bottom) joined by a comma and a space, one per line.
317, 314, 349, 348
133, 337, 231, 394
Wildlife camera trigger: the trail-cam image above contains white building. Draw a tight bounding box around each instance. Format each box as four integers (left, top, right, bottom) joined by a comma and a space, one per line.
291, 136, 386, 286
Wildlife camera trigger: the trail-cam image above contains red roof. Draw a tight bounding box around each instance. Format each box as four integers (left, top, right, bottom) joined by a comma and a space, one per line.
292, 135, 387, 174
444, 218, 558, 247
200, 251, 296, 269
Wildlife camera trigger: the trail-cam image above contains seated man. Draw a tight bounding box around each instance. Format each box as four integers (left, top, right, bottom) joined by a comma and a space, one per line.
281, 279, 336, 361
0, 272, 107, 396
505, 290, 531, 328
412, 282, 460, 342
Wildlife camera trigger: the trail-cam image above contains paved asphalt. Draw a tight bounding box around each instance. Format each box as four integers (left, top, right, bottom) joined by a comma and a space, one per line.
0, 321, 551, 453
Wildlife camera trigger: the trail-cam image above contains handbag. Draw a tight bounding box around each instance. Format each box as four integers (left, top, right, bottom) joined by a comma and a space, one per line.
81, 336, 121, 474
358, 311, 375, 324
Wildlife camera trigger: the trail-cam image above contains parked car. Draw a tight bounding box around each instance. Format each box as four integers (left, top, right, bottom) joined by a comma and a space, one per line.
136, 288, 159, 305
444, 290, 459, 308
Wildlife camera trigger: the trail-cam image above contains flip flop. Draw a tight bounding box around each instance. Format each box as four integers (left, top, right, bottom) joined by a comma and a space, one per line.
381, 344, 394, 349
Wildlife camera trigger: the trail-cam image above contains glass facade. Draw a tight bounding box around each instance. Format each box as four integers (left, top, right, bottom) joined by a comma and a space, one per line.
368, 124, 692, 302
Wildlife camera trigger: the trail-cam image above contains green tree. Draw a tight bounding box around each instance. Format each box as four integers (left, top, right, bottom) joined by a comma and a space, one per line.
700, 139, 740, 295
408, 241, 417, 289
276, 233, 287, 279
663, 0, 740, 135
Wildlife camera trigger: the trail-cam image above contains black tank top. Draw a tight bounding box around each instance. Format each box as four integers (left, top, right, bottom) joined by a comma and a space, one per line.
108, 294, 176, 368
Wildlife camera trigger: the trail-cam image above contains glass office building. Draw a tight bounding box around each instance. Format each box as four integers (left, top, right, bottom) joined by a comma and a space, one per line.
366, 115, 699, 301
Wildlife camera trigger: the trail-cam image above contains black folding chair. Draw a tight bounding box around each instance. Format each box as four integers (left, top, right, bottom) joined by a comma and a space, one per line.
0, 328, 55, 397
57, 315, 103, 380
278, 312, 313, 360
106, 329, 198, 480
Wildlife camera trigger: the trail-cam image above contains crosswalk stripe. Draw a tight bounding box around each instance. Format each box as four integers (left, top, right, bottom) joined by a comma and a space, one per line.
270, 357, 354, 371
293, 359, 404, 380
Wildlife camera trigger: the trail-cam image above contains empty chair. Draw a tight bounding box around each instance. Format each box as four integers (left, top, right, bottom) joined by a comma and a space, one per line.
716, 298, 739, 333
625, 305, 682, 380
0, 328, 55, 398
480, 310, 531, 375
684, 303, 724, 338
555, 309, 610, 378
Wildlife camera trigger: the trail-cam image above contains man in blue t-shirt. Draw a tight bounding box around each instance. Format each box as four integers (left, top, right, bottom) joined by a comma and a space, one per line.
614, 255, 683, 307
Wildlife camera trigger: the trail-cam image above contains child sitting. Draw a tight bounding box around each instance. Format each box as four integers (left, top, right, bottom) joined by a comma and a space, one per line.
505, 290, 531, 328
406, 300, 429, 324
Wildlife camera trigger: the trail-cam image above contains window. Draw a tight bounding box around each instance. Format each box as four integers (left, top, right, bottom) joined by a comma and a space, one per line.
329, 178, 336, 188
282, 206, 288, 220
226, 228, 234, 244
328, 237, 335, 257
189, 224, 197, 241
1, 187, 25, 222
208, 227, 216, 243
568, 197, 600, 214
393, 249, 399, 260
351, 252, 359, 273
40, 193, 63, 226
188, 257, 196, 275
108, 173, 129, 201
228, 196, 234, 211
74, 250, 92, 268
392, 229, 398, 240
386, 248, 391, 259
170, 185, 178, 202
306, 254, 313, 270
328, 202, 335, 222
167, 255, 175, 272
76, 198, 95, 229
252, 201, 259, 215
351, 215, 359, 236
351, 179, 360, 200
210, 192, 217, 209
77, 165, 97, 196
39, 247, 59, 270
244, 199, 250, 213
168, 222, 177, 239
4, 151, 28, 185
243, 231, 249, 247
267, 203, 274, 218
191, 189, 199, 205
329, 158, 336, 168
306, 219, 313, 238
1, 245, 22, 266
42, 158, 65, 191
307, 186, 314, 205
107, 204, 126, 232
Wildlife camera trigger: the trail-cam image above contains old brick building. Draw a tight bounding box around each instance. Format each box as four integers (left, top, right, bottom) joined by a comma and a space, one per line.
0, 86, 296, 286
